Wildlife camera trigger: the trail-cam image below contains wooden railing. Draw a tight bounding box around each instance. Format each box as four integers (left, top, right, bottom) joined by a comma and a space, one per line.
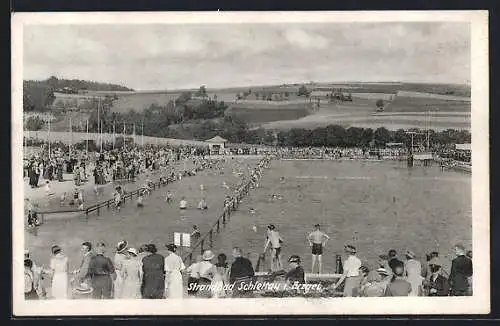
182, 181, 252, 265
182, 158, 270, 265
35, 163, 205, 223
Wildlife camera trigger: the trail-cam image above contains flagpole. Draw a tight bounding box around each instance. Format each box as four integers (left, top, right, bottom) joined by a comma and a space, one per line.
133, 123, 136, 147
86, 119, 89, 154
100, 119, 103, 152
123, 122, 126, 151
97, 97, 100, 151
69, 117, 72, 161
113, 120, 116, 150
48, 118, 51, 159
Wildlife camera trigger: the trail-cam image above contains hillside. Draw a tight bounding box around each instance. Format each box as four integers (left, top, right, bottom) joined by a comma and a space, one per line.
23, 76, 133, 111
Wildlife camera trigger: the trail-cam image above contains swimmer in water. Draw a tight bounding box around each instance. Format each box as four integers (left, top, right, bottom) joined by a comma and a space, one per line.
197, 198, 208, 210
137, 192, 144, 207
60, 192, 66, 206
165, 190, 173, 204
179, 197, 188, 210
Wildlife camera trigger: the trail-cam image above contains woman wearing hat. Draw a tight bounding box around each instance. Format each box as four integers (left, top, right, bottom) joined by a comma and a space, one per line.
113, 240, 128, 298
121, 248, 142, 299
197, 250, 216, 298
164, 244, 185, 299
424, 258, 449, 296
332, 244, 362, 297
48, 245, 69, 299
359, 271, 385, 297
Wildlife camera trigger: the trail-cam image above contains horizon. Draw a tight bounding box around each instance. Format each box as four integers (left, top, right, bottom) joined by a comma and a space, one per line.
25, 77, 471, 93
23, 22, 470, 90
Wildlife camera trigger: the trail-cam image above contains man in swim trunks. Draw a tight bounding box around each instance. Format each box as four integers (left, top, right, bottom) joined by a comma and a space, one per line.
263, 224, 284, 271
307, 224, 330, 274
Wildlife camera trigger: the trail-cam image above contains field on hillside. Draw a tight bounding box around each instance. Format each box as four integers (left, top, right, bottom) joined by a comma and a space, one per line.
227, 102, 312, 123
384, 96, 471, 113
260, 111, 471, 131
257, 93, 471, 131
314, 82, 471, 98
111, 92, 182, 113
213, 160, 472, 274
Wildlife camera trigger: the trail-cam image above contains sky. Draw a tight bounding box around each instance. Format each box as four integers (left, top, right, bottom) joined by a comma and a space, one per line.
23, 22, 471, 90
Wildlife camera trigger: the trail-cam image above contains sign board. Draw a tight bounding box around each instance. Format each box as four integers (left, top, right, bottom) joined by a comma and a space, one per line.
413, 153, 433, 160
174, 232, 192, 247
455, 143, 471, 151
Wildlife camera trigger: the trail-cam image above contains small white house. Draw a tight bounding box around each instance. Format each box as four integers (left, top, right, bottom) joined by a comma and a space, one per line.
205, 135, 228, 154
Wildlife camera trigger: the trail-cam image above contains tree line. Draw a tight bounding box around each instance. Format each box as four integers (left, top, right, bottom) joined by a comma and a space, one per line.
23, 76, 133, 112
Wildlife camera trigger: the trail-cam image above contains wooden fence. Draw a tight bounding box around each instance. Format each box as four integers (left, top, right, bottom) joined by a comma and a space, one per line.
181, 180, 252, 265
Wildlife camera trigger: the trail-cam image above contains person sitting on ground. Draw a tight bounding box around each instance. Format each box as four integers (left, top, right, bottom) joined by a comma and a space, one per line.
384, 261, 412, 297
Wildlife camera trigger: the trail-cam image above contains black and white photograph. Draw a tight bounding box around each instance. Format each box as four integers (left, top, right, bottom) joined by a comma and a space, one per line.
12, 11, 489, 315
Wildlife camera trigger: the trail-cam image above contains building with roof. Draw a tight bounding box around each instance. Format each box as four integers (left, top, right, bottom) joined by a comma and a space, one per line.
205, 135, 228, 154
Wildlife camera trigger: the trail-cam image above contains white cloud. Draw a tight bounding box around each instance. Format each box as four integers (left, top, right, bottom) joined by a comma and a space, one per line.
283, 28, 330, 49
22, 23, 470, 89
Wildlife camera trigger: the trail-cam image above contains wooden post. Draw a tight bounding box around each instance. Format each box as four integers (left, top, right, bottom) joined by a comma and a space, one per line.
97, 206, 100, 216
217, 220, 220, 233
107, 200, 110, 208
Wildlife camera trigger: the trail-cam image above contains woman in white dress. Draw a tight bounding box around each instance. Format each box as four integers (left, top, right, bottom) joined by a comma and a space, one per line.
121, 248, 142, 299
164, 244, 185, 299
49, 245, 69, 299
114, 241, 128, 298
404, 250, 424, 296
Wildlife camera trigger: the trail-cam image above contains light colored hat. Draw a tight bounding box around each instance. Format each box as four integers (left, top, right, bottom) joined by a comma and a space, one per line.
127, 248, 138, 256
344, 244, 357, 254
116, 240, 128, 253
405, 250, 416, 259
376, 267, 390, 276
202, 250, 215, 261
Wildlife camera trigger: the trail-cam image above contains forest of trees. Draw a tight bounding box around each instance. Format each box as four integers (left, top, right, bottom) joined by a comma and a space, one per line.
258, 126, 471, 149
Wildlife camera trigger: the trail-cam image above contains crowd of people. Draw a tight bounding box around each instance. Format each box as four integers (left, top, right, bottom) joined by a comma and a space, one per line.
255, 224, 473, 297
24, 155, 272, 300
24, 238, 473, 299
23, 140, 472, 300
272, 146, 407, 160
